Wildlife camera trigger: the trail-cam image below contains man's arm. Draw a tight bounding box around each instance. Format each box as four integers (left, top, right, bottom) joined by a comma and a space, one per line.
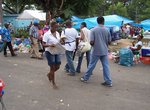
80, 30, 85, 40
90, 30, 94, 46
107, 31, 112, 45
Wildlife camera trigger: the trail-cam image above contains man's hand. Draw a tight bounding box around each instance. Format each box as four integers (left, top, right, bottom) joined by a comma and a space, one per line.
31, 42, 34, 45
50, 44, 56, 47
90, 41, 94, 46
60, 38, 65, 45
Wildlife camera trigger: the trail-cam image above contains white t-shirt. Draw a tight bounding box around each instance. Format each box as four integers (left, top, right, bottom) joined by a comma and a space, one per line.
132, 41, 142, 49
43, 30, 60, 52
61, 28, 79, 51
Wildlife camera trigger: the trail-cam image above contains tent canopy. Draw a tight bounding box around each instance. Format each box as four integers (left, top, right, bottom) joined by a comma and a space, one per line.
72, 15, 134, 29
71, 16, 84, 22
111, 15, 134, 24
141, 19, 150, 30
17, 10, 46, 21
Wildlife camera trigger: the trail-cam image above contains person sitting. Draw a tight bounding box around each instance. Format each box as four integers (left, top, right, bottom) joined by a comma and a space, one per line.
129, 34, 143, 55
130, 34, 143, 64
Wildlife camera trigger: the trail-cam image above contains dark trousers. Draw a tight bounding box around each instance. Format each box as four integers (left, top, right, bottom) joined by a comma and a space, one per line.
3, 42, 15, 56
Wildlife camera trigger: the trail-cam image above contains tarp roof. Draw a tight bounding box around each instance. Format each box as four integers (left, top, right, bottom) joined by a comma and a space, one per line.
141, 19, 150, 30
17, 10, 46, 21
71, 16, 84, 22
72, 15, 134, 29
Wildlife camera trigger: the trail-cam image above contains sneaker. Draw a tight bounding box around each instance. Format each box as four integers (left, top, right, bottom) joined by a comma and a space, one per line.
30, 56, 37, 59
101, 82, 112, 87
80, 77, 87, 82
37, 57, 43, 60
67, 73, 75, 76
64, 68, 69, 73
12, 54, 17, 57
76, 70, 81, 73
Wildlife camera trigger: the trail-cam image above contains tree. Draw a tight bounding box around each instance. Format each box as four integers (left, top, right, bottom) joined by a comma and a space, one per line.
33, 0, 102, 21
33, 0, 65, 24
105, 2, 128, 17
2, 0, 35, 14
127, 0, 150, 22
142, 0, 150, 20
2, 0, 149, 23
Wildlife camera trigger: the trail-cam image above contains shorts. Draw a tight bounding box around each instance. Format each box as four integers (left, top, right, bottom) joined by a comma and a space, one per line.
45, 51, 61, 65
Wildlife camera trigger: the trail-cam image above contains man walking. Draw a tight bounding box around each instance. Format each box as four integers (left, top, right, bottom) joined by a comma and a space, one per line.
80, 16, 112, 87
2, 23, 17, 57
61, 20, 79, 76
29, 20, 42, 59
76, 22, 91, 73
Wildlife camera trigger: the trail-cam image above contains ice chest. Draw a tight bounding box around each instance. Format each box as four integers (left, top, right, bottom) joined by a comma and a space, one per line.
140, 56, 150, 64
141, 47, 150, 57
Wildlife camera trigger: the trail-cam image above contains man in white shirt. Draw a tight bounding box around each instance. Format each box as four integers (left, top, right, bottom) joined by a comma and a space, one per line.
76, 22, 91, 73
61, 20, 79, 76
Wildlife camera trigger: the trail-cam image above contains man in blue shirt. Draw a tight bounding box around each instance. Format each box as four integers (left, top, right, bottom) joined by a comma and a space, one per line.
80, 16, 112, 87
2, 23, 16, 57
29, 20, 42, 59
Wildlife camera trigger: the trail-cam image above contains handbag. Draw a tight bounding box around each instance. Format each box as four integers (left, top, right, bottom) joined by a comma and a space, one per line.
78, 41, 91, 53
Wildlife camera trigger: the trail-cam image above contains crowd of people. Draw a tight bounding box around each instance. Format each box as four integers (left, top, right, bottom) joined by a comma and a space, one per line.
29, 16, 112, 89
120, 24, 144, 39
1, 16, 146, 89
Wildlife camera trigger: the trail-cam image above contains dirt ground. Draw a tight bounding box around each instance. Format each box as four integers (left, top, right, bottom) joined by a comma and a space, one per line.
109, 39, 132, 52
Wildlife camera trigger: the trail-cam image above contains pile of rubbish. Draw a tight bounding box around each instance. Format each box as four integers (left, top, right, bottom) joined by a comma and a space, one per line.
13, 38, 31, 53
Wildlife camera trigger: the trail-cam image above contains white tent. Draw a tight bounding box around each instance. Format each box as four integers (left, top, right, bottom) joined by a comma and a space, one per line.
17, 10, 46, 21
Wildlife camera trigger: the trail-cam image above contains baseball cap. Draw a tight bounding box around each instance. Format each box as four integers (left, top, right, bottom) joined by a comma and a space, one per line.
33, 20, 39, 25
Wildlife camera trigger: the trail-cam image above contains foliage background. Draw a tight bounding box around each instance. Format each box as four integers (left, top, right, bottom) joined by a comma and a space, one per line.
2, 0, 150, 22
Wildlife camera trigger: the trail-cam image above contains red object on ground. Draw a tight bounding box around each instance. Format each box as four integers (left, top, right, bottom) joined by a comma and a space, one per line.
0, 79, 5, 92
140, 56, 150, 64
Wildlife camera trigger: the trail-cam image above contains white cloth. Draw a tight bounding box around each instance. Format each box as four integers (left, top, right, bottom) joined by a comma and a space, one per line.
61, 28, 79, 51
43, 30, 60, 52
47, 43, 66, 55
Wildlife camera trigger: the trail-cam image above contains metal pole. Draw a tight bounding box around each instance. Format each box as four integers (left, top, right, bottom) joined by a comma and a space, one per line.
0, 0, 2, 26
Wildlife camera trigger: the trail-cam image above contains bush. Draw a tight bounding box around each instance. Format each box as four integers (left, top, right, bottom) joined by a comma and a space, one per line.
11, 28, 29, 38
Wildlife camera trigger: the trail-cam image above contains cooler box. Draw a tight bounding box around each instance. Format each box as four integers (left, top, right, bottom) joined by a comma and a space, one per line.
141, 47, 150, 57
140, 56, 150, 64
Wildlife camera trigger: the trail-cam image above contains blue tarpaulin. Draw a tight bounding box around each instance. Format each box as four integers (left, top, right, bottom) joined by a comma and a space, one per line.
141, 19, 150, 30
71, 16, 84, 22
72, 15, 134, 29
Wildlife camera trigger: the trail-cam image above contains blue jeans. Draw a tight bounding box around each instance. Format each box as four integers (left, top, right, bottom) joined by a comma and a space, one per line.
76, 51, 90, 72
65, 50, 76, 74
82, 54, 112, 84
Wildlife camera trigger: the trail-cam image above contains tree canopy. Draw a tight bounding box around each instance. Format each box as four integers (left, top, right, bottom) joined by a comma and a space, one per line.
2, 0, 150, 21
